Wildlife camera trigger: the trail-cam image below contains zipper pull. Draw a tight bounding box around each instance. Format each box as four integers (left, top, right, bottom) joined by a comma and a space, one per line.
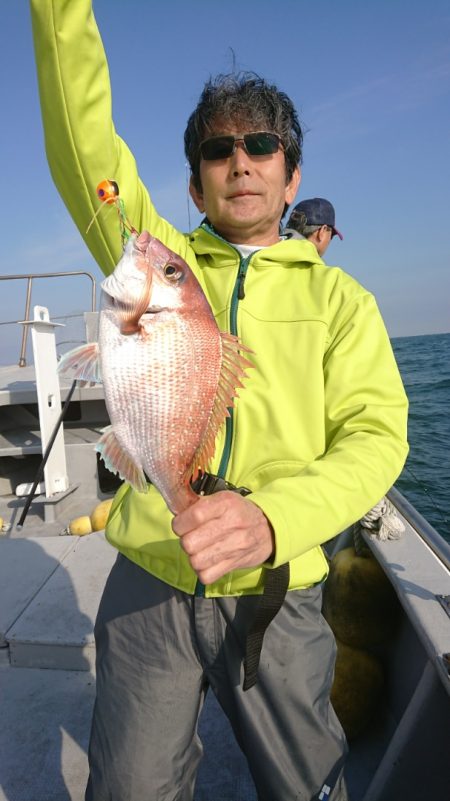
238, 271, 246, 299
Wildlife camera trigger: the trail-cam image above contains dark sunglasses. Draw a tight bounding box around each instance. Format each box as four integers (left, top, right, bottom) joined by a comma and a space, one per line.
200, 131, 283, 161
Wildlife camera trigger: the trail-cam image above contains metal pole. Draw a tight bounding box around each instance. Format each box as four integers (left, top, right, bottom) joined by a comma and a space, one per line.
91, 280, 97, 313
18, 277, 33, 367
0, 270, 98, 366
16, 379, 78, 529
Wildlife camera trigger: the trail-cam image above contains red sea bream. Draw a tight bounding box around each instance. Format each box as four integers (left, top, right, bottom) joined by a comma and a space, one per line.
58, 232, 252, 513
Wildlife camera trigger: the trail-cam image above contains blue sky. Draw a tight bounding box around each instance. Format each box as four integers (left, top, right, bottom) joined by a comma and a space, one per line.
1, 0, 450, 363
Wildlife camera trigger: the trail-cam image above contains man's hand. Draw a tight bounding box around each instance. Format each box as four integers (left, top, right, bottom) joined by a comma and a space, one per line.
172, 492, 275, 584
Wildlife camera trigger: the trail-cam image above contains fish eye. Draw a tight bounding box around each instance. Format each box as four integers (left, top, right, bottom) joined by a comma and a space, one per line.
164, 263, 180, 279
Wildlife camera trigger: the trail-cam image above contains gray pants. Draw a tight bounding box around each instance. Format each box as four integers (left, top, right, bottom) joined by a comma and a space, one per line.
85, 554, 348, 801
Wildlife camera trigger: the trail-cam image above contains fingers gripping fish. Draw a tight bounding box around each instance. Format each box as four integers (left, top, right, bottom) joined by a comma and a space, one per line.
58, 232, 253, 514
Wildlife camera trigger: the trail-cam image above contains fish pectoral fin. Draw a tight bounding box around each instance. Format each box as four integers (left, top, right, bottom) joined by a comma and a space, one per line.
96, 427, 148, 493
57, 342, 102, 383
190, 332, 254, 475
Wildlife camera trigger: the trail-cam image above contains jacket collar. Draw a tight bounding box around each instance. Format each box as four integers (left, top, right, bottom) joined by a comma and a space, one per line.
188, 221, 324, 269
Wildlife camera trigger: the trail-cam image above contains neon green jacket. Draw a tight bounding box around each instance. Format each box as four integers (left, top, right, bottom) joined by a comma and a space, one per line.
30, 0, 408, 596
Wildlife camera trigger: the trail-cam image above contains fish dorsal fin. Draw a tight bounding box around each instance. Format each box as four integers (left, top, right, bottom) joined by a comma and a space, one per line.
96, 426, 148, 493
189, 332, 253, 478
57, 342, 102, 383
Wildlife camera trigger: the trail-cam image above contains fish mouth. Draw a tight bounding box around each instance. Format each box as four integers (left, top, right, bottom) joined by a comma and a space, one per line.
108, 299, 164, 315
141, 306, 166, 316
118, 305, 166, 336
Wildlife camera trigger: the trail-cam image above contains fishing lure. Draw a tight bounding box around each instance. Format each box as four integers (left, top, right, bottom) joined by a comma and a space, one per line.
86, 179, 138, 248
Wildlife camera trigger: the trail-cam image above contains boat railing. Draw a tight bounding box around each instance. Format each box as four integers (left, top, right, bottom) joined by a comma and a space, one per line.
388, 485, 450, 571
0, 271, 97, 367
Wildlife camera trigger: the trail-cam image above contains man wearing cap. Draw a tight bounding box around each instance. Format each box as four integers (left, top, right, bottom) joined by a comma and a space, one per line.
285, 197, 343, 257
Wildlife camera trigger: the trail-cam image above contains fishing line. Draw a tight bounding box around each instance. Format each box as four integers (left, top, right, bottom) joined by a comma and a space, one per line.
402, 462, 449, 529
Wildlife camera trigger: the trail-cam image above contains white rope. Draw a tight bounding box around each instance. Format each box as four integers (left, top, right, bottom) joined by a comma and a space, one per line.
359, 497, 405, 541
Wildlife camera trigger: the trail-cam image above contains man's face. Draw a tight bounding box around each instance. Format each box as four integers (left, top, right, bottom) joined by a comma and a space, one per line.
189, 124, 300, 246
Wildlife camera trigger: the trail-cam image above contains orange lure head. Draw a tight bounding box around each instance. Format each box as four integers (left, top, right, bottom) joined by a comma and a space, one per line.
96, 179, 120, 205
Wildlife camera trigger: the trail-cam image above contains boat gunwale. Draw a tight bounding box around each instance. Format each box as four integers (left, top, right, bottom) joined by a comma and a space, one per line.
388, 485, 450, 571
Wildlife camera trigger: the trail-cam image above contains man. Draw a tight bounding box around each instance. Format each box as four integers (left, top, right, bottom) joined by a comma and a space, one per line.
285, 197, 343, 257
30, 3, 408, 800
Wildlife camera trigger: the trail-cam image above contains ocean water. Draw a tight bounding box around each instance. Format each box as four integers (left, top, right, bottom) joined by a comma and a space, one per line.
392, 332, 450, 543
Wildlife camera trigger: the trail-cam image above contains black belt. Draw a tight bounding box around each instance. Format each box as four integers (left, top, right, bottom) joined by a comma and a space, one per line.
242, 561, 290, 691
191, 471, 290, 691
191, 471, 251, 497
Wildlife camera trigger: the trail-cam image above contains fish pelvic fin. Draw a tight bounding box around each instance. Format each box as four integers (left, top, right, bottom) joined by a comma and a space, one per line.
96, 426, 148, 493
57, 342, 102, 383
190, 333, 254, 476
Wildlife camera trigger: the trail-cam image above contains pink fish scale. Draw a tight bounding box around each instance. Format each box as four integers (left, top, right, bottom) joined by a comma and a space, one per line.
102, 308, 222, 513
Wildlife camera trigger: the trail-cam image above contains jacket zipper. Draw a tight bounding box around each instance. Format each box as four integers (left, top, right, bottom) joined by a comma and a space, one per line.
217, 253, 251, 478
194, 223, 252, 598
195, 241, 251, 597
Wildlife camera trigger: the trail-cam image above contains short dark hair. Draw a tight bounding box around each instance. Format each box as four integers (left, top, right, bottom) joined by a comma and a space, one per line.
286, 208, 324, 237
298, 225, 322, 239
286, 207, 308, 233
184, 71, 303, 194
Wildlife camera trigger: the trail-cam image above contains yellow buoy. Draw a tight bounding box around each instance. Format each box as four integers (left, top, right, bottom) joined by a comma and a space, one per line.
322, 545, 400, 648
331, 639, 384, 741
90, 498, 114, 532
68, 515, 93, 536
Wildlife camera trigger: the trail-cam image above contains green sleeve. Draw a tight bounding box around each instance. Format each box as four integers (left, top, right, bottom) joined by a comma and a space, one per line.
251, 289, 409, 565
29, 0, 188, 275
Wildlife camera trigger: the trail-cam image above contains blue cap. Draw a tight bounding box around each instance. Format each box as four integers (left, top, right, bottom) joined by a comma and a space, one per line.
287, 198, 343, 240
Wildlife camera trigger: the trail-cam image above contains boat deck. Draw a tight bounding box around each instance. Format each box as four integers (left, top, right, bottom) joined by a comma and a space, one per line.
0, 531, 258, 801
1, 664, 259, 801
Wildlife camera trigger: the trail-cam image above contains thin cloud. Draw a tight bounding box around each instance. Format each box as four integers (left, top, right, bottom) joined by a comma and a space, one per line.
306, 59, 450, 141
396, 61, 450, 111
